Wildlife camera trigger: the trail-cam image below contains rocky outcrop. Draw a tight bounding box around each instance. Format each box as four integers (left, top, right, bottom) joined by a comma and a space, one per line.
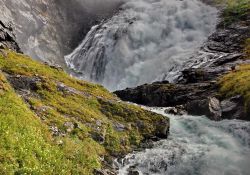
115, 82, 218, 107
0, 21, 20, 52
186, 97, 222, 121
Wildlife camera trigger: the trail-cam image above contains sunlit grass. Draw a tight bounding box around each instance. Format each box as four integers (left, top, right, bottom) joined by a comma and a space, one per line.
0, 50, 168, 174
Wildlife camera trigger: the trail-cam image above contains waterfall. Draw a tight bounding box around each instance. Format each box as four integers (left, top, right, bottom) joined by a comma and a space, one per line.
65, 0, 218, 90
118, 108, 250, 175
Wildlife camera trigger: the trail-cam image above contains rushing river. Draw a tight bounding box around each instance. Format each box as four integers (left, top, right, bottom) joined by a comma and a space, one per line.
118, 108, 250, 175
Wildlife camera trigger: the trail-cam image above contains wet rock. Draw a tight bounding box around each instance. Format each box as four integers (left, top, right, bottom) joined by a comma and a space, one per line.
164, 105, 187, 115
221, 95, 246, 120
139, 139, 154, 149
186, 97, 222, 121
127, 165, 140, 175
115, 82, 217, 107
155, 118, 170, 138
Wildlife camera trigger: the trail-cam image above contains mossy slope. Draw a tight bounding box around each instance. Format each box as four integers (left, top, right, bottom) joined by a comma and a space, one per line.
0, 50, 169, 174
219, 64, 250, 116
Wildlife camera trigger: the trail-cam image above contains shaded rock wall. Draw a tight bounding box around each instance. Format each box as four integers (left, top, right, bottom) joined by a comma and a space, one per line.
0, 21, 20, 52
0, 0, 123, 64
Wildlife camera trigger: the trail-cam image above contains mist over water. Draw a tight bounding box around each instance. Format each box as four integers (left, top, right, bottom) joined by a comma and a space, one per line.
118, 108, 250, 175
65, 0, 218, 90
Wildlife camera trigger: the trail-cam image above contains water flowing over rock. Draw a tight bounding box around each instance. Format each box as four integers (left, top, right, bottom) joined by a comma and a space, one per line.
118, 108, 250, 175
65, 0, 218, 90
114, 4, 250, 121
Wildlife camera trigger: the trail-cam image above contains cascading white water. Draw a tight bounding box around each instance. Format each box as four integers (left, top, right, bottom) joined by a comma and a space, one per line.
65, 0, 218, 90
118, 108, 250, 175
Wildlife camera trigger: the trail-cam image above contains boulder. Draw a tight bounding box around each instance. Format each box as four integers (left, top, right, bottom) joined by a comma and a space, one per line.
221, 95, 246, 120
164, 105, 187, 115
6, 75, 41, 91
186, 97, 222, 121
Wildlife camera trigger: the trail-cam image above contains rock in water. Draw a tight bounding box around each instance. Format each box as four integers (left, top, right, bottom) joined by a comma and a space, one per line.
221, 95, 246, 120
186, 97, 222, 121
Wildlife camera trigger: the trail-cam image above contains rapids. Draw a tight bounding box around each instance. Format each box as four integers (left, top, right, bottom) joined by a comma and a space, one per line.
118, 108, 250, 175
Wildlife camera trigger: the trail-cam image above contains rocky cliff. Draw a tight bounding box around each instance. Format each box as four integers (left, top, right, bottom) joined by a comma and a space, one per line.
0, 21, 20, 52
0, 0, 123, 64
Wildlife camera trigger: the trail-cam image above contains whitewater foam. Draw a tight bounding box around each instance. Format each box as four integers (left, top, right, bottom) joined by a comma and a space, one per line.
65, 0, 218, 90
118, 108, 250, 175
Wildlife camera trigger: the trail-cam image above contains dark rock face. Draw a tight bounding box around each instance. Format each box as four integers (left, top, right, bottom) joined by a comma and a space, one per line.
186, 97, 222, 121
6, 75, 41, 92
115, 13, 250, 121
0, 21, 21, 52
115, 82, 218, 107
221, 95, 246, 120
164, 105, 187, 116
0, 0, 123, 64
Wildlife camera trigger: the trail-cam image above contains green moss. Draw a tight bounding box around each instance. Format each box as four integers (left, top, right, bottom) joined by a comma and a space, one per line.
0, 51, 114, 100
219, 64, 250, 113
0, 50, 168, 174
216, 0, 250, 25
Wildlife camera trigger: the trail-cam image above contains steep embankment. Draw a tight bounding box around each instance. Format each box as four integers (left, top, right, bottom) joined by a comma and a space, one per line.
115, 0, 250, 121
0, 26, 169, 174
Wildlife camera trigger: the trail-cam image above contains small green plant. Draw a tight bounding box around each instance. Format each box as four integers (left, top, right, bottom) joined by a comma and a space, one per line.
218, 0, 250, 25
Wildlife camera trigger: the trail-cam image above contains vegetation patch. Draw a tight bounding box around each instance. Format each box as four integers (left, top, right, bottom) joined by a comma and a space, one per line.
219, 64, 250, 114
0, 50, 169, 174
216, 0, 250, 25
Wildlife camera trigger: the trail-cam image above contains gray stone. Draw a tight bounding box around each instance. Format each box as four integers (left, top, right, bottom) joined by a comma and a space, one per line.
187, 97, 222, 121
113, 122, 126, 132
221, 95, 245, 120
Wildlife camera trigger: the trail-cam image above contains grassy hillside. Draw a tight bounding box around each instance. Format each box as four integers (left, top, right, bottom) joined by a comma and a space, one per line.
0, 50, 169, 174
